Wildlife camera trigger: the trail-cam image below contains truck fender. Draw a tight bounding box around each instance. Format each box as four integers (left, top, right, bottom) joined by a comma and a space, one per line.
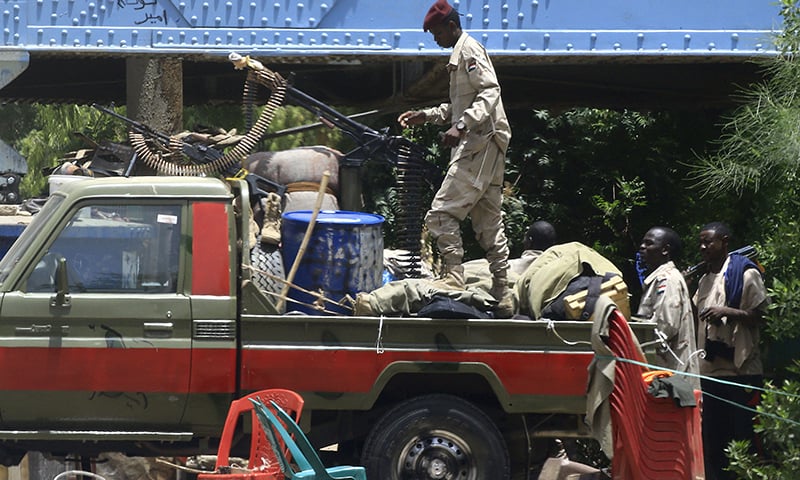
361, 360, 512, 410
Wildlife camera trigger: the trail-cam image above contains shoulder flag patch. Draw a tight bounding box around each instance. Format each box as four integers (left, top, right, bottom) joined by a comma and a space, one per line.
467, 60, 478, 73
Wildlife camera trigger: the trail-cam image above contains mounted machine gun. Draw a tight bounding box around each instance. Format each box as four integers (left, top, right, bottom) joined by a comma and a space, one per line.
231, 53, 440, 278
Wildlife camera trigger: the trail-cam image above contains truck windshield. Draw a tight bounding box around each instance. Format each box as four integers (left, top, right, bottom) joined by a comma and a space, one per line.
0, 195, 65, 285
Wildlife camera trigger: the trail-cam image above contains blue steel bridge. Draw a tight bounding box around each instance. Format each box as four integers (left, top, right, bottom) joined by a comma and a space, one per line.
0, 0, 784, 109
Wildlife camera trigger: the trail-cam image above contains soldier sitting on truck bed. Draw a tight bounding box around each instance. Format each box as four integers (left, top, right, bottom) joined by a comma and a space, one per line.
352, 221, 557, 318
515, 241, 630, 321
463, 220, 557, 292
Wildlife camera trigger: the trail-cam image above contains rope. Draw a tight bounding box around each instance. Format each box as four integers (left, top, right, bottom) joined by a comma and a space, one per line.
701, 389, 800, 428
153, 457, 220, 475
545, 319, 592, 346
286, 181, 337, 195
243, 263, 354, 314
606, 355, 800, 401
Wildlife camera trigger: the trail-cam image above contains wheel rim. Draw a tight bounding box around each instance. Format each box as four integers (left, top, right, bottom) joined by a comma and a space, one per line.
397, 429, 477, 480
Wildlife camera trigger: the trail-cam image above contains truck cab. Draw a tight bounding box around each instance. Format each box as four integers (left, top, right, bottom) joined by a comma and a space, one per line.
0, 176, 240, 461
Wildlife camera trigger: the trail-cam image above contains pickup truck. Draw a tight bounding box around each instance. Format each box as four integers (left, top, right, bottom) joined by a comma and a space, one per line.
0, 175, 656, 479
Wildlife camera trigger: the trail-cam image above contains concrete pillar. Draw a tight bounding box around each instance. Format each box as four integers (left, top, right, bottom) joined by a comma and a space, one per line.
125, 57, 183, 175
126, 57, 183, 132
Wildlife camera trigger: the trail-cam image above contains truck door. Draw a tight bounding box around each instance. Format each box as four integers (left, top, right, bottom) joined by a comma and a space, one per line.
0, 201, 191, 428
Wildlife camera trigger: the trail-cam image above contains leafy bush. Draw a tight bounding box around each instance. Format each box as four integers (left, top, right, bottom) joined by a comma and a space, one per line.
727, 371, 800, 479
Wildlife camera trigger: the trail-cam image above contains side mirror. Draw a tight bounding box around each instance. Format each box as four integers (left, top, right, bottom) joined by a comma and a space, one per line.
50, 256, 71, 308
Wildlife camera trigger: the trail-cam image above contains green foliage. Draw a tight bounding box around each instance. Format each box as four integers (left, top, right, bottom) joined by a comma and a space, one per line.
505, 107, 742, 295
262, 105, 345, 151
591, 176, 647, 244
765, 278, 800, 341
776, 0, 800, 54
727, 373, 800, 479
501, 182, 530, 258
686, 1, 800, 201
14, 104, 124, 198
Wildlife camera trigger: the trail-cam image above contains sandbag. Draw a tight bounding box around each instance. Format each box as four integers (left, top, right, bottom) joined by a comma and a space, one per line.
243, 145, 342, 194
283, 191, 339, 213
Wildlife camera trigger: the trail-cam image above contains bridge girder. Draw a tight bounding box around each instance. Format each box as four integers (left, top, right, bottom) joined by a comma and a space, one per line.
0, 0, 782, 110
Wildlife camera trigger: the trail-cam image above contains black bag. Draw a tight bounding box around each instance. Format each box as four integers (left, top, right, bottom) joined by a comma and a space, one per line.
417, 295, 492, 319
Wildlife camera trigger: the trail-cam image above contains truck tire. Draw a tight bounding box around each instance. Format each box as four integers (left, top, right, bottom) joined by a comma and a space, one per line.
361, 394, 510, 480
250, 242, 285, 298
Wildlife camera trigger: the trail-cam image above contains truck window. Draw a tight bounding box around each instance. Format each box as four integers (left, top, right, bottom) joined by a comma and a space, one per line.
0, 195, 64, 285
26, 203, 182, 293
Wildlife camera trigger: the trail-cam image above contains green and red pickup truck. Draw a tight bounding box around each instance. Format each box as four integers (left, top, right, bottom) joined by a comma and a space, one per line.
0, 175, 656, 479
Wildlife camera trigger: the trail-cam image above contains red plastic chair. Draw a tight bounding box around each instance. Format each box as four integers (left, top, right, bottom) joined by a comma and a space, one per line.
198, 388, 305, 480
606, 309, 704, 480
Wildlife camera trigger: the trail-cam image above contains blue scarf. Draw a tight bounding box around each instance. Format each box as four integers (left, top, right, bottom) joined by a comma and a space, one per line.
724, 253, 760, 309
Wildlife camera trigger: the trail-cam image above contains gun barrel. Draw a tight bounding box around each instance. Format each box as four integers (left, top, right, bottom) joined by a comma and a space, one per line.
92, 103, 172, 145
683, 244, 758, 278
284, 87, 377, 138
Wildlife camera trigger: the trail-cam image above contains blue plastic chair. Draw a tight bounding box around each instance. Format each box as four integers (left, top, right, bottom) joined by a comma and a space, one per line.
249, 398, 367, 480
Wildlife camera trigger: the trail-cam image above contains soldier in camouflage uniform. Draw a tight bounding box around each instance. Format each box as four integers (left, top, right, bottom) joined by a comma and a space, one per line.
397, 0, 513, 315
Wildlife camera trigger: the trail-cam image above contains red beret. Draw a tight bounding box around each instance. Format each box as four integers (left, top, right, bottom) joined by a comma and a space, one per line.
423, 0, 454, 32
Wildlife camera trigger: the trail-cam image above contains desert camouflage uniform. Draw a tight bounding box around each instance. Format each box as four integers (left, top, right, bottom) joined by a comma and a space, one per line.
637, 260, 699, 389
422, 31, 512, 276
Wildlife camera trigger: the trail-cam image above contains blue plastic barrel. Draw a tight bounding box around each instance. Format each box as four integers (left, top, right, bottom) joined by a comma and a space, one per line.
281, 210, 384, 315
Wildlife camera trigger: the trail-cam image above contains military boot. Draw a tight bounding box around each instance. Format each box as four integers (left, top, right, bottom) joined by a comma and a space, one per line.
431, 264, 466, 290
491, 274, 517, 318
259, 192, 282, 245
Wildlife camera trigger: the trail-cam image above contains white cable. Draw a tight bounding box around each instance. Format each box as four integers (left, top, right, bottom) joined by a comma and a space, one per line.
53, 471, 107, 480
376, 315, 385, 354
545, 319, 592, 346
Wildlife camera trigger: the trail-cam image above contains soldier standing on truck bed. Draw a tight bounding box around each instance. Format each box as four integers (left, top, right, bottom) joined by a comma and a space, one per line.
397, 0, 514, 317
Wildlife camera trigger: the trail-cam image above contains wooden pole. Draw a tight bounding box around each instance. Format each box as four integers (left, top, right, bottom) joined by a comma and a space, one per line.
277, 171, 330, 312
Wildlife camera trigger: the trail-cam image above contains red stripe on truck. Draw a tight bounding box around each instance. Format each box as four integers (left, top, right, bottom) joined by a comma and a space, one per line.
241, 349, 592, 396
0, 346, 591, 397
0, 347, 237, 393
192, 202, 230, 296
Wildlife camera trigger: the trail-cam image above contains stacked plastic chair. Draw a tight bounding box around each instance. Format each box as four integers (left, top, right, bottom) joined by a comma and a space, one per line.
198, 389, 304, 480
251, 398, 367, 480
606, 309, 704, 479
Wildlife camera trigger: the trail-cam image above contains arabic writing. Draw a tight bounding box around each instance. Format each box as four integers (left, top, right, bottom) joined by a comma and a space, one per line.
117, 0, 168, 26
134, 9, 168, 25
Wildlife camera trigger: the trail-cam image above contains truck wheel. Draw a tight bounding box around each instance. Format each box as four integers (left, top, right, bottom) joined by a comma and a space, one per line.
361, 394, 510, 480
250, 242, 285, 297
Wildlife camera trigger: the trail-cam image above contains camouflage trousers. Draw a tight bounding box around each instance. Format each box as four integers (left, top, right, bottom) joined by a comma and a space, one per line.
362, 279, 496, 316
425, 139, 510, 275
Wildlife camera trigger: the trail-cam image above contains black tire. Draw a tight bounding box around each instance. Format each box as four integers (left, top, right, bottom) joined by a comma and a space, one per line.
361, 394, 510, 480
250, 241, 285, 297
